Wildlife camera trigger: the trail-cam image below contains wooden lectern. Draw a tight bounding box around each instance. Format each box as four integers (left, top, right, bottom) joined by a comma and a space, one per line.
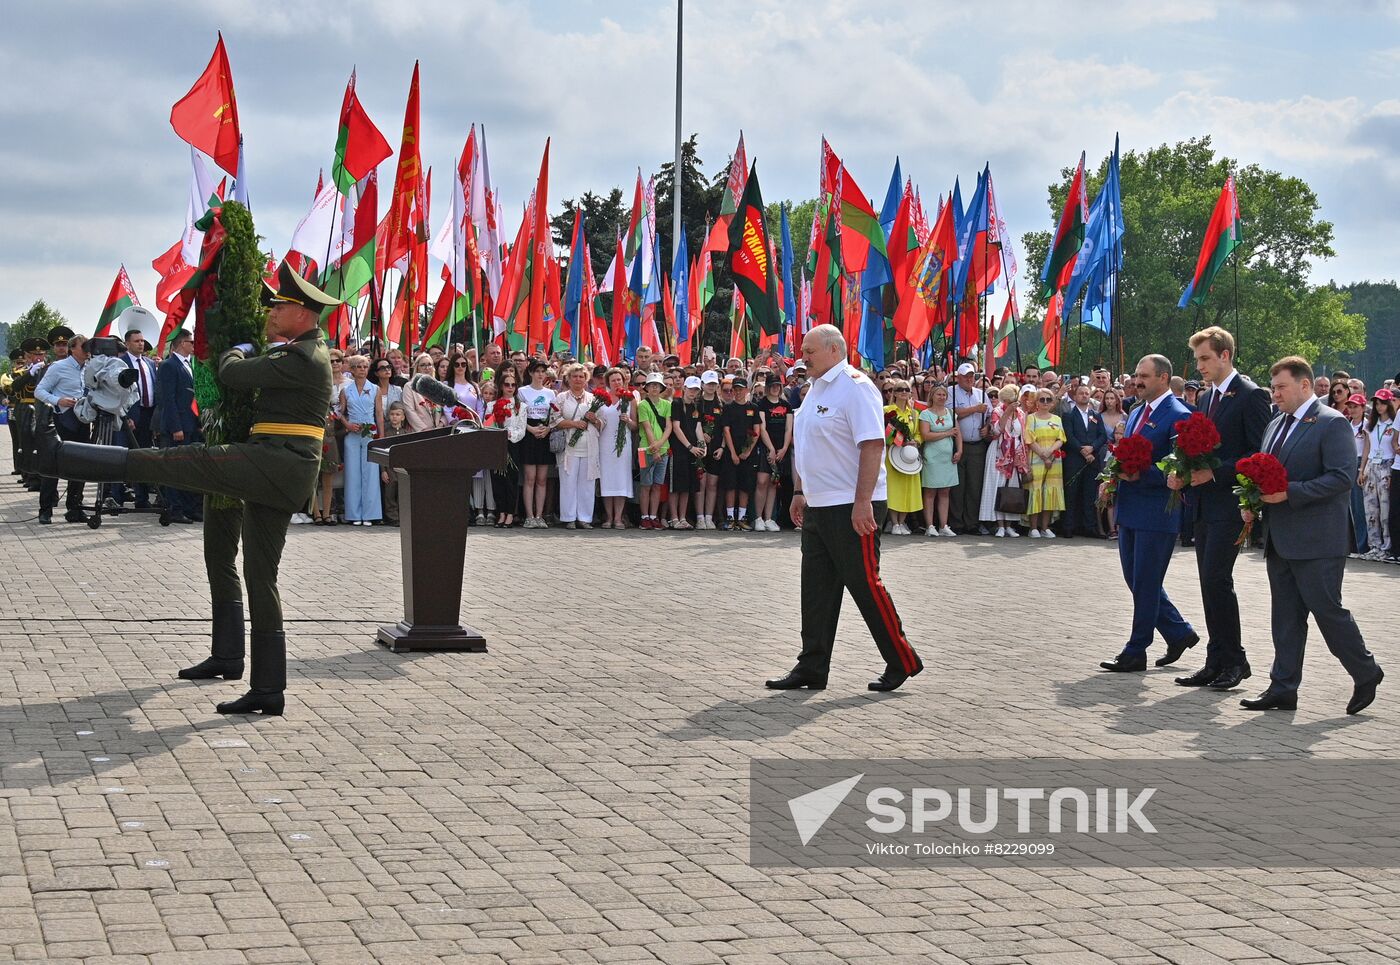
367, 425, 507, 652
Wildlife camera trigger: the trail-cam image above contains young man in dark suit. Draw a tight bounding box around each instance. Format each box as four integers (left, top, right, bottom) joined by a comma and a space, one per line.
155, 329, 201, 524
1062, 380, 1109, 537
1098, 354, 1200, 672
1170, 327, 1271, 691
1240, 356, 1383, 714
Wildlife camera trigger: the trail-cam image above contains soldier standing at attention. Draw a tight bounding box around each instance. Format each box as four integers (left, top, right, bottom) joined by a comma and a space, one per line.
32, 264, 339, 716
765, 324, 923, 693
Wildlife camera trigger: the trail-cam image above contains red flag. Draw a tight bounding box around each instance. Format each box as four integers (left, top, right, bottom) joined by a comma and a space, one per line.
1042, 290, 1064, 367
384, 62, 427, 271
526, 140, 550, 354
609, 232, 628, 362
893, 197, 957, 349
152, 239, 194, 314
169, 34, 241, 177
332, 69, 393, 192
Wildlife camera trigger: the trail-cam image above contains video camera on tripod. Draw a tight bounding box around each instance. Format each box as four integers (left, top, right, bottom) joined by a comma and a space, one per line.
74, 335, 140, 425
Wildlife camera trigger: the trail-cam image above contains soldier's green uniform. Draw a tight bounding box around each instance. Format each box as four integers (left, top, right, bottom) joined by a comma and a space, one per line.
32, 266, 338, 716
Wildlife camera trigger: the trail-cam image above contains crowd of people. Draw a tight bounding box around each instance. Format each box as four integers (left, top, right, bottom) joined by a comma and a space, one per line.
7, 325, 1400, 564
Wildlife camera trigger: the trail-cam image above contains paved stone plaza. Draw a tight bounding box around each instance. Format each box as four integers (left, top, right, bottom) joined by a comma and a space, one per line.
2, 452, 1398, 964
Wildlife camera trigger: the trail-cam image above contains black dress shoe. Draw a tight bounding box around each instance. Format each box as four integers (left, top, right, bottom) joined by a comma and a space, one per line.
37, 513, 51, 524
215, 690, 285, 716
1154, 631, 1200, 667
868, 670, 910, 692
1175, 665, 1222, 687
764, 671, 826, 691
1099, 653, 1147, 672
1240, 689, 1297, 711
166, 511, 193, 524
1347, 668, 1384, 716
64, 509, 89, 523
1208, 665, 1252, 690
177, 657, 245, 681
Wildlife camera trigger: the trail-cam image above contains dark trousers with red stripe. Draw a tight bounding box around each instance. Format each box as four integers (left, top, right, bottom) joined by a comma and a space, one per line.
796, 500, 921, 681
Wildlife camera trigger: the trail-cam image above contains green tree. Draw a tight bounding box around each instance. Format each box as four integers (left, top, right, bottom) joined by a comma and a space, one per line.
551, 187, 627, 282
1, 300, 70, 355
1336, 281, 1400, 391
1020, 136, 1365, 380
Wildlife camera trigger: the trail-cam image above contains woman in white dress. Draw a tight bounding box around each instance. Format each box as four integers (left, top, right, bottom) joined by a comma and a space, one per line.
596, 368, 636, 529
979, 383, 1030, 536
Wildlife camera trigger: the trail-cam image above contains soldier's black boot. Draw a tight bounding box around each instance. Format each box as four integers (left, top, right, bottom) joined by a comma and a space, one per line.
216, 630, 285, 716
179, 602, 245, 681
33, 404, 129, 480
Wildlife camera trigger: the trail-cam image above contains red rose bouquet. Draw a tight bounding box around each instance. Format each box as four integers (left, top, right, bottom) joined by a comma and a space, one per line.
1096, 434, 1154, 510
488, 398, 513, 426
884, 409, 908, 448
570, 388, 611, 447
357, 422, 379, 439
614, 390, 634, 456
1157, 411, 1222, 510
1233, 452, 1289, 546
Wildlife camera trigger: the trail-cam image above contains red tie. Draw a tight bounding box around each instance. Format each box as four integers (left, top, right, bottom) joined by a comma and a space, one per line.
1132, 403, 1152, 436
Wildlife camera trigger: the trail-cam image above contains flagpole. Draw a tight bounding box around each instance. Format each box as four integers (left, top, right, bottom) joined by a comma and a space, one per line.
672, 0, 684, 265
1232, 249, 1241, 365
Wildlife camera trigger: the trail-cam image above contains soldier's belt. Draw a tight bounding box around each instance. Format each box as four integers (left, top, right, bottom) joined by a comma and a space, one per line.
250, 422, 325, 441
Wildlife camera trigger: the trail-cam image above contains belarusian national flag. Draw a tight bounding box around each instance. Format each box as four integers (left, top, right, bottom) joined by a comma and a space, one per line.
727, 163, 781, 336
320, 169, 379, 311
95, 265, 139, 337
1178, 175, 1242, 308
1040, 152, 1088, 298
703, 133, 747, 254
332, 69, 392, 193
170, 34, 241, 177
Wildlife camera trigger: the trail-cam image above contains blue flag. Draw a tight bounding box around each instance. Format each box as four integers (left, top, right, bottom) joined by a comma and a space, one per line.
673, 229, 690, 344
858, 274, 885, 368
779, 203, 795, 354
564, 212, 587, 357
1064, 136, 1123, 333
879, 158, 903, 236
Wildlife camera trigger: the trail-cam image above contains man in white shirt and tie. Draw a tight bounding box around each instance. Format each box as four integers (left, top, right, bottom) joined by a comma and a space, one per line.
33, 331, 91, 523
110, 327, 158, 511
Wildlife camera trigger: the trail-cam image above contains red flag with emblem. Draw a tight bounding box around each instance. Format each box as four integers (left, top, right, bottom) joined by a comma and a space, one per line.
169, 34, 241, 177
384, 62, 428, 271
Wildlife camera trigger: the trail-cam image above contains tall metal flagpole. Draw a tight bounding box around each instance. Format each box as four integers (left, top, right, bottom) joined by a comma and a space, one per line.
672, 0, 684, 265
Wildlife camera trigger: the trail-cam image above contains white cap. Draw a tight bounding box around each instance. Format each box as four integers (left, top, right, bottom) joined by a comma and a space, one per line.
700, 370, 720, 385
683, 376, 702, 390
645, 373, 666, 387
956, 362, 976, 376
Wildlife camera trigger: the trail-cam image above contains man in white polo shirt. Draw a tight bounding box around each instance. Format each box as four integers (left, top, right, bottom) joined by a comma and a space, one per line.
765, 324, 923, 693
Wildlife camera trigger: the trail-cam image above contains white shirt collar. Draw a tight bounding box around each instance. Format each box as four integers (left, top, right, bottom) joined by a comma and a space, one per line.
817, 363, 844, 384
1214, 370, 1237, 397
1143, 390, 1173, 411
1289, 396, 1319, 422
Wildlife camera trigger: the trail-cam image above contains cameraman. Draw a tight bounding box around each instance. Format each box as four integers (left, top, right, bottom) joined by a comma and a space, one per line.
34, 333, 90, 523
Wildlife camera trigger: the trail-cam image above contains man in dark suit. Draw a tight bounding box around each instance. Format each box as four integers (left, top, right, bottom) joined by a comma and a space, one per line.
156, 329, 201, 524
1171, 327, 1271, 691
1240, 356, 1383, 714
1062, 380, 1109, 537
106, 327, 159, 510
1098, 354, 1200, 672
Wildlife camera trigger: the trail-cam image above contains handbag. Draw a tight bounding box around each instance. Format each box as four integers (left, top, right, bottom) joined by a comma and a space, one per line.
549, 427, 568, 453
995, 481, 1029, 516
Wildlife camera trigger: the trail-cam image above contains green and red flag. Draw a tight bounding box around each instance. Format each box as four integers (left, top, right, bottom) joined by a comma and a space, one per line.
727, 163, 781, 337
94, 265, 139, 337
822, 140, 889, 275
1178, 174, 1242, 308
1040, 152, 1088, 298
703, 132, 747, 255
320, 169, 379, 312
331, 69, 392, 193
170, 33, 241, 177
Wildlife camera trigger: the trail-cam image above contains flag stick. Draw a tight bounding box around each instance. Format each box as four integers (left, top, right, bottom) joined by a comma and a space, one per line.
672, 0, 684, 266
1232, 249, 1241, 364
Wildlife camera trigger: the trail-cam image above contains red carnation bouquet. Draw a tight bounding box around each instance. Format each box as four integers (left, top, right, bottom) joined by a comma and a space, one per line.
570, 388, 611, 446
884, 409, 908, 448
1233, 453, 1289, 546
1096, 434, 1154, 510
614, 389, 634, 456
488, 398, 513, 426
1157, 411, 1222, 510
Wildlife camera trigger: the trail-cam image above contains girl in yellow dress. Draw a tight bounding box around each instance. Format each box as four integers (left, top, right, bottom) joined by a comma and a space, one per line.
883, 381, 923, 535
1025, 389, 1067, 538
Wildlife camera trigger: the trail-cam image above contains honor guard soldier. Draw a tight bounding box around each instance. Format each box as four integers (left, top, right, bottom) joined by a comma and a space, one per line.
33, 263, 340, 716
11, 337, 49, 490
766, 324, 924, 693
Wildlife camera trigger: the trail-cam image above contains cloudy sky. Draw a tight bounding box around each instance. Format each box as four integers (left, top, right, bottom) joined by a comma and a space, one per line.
3, 0, 1398, 331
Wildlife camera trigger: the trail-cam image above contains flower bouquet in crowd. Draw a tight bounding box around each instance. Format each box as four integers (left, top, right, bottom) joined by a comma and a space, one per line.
573, 388, 610, 446
488, 398, 512, 427
358, 422, 379, 439
614, 390, 633, 456
884, 409, 908, 447
1096, 434, 1154, 510
1233, 453, 1288, 546
1157, 411, 1222, 510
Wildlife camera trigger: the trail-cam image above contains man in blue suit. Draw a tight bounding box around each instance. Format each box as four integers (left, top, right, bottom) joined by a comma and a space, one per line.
1240, 356, 1383, 714
1062, 380, 1109, 537
155, 329, 201, 524
1099, 354, 1200, 672
1171, 326, 1271, 691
